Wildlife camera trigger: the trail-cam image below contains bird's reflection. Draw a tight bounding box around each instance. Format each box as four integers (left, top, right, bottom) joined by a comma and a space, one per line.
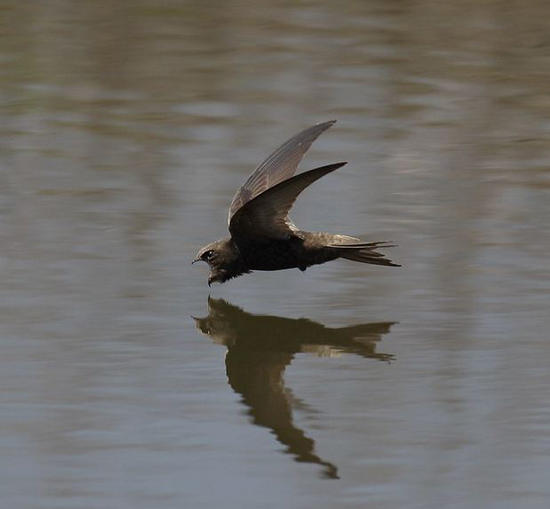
194, 297, 395, 479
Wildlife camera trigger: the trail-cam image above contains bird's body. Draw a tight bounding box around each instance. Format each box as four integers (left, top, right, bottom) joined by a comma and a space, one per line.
193, 121, 400, 285
242, 232, 339, 271
208, 233, 340, 276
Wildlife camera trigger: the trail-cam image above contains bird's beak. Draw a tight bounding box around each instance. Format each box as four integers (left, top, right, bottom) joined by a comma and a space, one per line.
192, 257, 200, 265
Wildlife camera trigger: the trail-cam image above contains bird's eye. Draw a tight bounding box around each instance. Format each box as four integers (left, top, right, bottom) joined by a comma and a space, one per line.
202, 250, 215, 260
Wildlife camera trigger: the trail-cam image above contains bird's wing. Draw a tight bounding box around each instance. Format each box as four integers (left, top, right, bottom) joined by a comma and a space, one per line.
227, 120, 336, 225
229, 162, 347, 240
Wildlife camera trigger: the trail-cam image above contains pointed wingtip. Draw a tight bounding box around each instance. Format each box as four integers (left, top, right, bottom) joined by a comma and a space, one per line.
314, 119, 337, 130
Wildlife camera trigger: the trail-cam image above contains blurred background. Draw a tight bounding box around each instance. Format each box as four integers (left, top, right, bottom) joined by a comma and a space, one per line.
1, 0, 549, 508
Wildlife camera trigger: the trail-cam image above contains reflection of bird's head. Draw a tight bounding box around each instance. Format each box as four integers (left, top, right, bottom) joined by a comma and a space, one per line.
192, 239, 241, 286
193, 298, 240, 346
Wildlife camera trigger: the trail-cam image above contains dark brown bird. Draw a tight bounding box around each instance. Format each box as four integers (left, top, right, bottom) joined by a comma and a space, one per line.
193, 120, 400, 286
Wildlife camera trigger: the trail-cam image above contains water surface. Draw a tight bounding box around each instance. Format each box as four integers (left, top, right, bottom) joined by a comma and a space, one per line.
1, 1, 549, 508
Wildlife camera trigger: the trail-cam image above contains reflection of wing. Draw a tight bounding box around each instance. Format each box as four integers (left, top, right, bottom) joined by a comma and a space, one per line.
229, 162, 346, 240
193, 298, 396, 480
227, 120, 336, 225
225, 348, 339, 479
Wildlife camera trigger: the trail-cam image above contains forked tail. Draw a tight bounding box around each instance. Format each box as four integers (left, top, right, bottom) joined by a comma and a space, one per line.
329, 240, 401, 267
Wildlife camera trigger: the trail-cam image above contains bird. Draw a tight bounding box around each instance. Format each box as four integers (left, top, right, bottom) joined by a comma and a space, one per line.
193, 120, 400, 286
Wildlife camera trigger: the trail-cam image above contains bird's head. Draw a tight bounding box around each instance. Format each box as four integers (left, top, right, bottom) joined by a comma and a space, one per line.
192, 238, 240, 286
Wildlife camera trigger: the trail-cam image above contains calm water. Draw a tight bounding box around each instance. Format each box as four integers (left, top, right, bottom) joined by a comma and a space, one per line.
1, 1, 549, 508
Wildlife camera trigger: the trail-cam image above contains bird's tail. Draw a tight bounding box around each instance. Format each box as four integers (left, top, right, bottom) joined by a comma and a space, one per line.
329, 240, 401, 267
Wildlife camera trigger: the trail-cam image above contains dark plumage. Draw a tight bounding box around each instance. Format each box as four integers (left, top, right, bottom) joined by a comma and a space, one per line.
193, 120, 400, 285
